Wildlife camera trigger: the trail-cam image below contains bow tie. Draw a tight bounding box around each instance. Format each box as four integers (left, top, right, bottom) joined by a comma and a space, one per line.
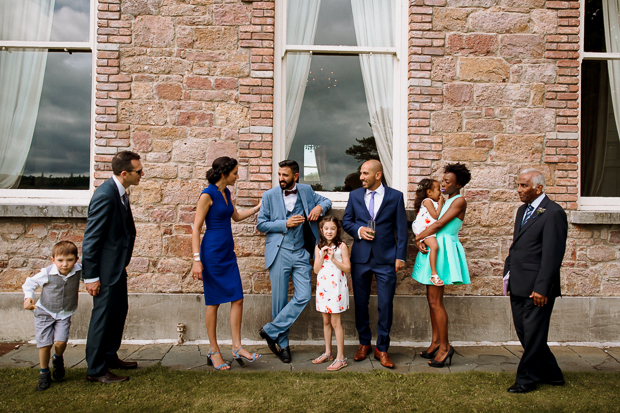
284, 189, 298, 196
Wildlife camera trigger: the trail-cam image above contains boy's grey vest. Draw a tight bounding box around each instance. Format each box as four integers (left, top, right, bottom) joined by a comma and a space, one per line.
281, 196, 305, 251
39, 265, 81, 313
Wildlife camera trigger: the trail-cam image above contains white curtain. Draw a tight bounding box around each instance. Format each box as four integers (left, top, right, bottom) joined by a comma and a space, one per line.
285, 0, 321, 157
604, 0, 620, 143
0, 0, 55, 188
351, 0, 394, 185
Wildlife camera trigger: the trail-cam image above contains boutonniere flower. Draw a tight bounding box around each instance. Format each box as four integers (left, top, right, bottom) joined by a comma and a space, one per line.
535, 207, 546, 216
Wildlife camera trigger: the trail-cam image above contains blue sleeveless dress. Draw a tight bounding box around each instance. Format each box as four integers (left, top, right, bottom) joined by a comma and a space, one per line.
200, 184, 243, 305
412, 194, 470, 285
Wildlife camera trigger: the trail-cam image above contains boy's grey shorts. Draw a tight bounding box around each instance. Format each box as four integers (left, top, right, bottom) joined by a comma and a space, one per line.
34, 307, 72, 348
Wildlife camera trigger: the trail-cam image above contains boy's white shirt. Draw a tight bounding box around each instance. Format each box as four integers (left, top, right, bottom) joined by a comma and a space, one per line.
22, 263, 82, 320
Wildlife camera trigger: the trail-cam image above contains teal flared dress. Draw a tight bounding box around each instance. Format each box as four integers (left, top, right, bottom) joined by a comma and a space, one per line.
412, 194, 470, 285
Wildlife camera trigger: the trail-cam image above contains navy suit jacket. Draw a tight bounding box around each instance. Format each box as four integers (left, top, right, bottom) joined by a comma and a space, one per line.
342, 186, 408, 265
82, 178, 136, 286
504, 195, 567, 298
256, 183, 331, 269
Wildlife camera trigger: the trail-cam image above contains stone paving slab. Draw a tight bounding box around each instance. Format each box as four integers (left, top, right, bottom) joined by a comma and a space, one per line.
1, 344, 619, 375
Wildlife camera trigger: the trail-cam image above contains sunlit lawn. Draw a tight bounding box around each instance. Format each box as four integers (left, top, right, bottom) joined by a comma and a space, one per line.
1, 365, 619, 412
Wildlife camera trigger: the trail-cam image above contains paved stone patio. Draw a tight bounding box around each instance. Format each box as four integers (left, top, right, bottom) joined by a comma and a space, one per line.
0, 343, 618, 374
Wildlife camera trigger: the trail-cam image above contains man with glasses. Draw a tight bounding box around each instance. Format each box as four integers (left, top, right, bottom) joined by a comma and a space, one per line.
82, 151, 144, 383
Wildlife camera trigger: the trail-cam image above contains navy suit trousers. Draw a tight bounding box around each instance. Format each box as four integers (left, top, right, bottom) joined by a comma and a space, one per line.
351, 254, 396, 352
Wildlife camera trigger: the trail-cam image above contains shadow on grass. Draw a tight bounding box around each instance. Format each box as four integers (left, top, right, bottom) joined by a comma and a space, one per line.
0, 364, 619, 413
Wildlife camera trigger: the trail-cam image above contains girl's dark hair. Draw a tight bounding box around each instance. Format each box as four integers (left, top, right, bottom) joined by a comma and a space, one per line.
444, 162, 472, 187
413, 178, 439, 217
317, 216, 343, 250
206, 156, 238, 184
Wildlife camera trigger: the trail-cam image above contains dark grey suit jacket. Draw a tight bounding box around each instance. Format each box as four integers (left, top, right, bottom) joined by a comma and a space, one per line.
503, 195, 568, 298
82, 178, 136, 286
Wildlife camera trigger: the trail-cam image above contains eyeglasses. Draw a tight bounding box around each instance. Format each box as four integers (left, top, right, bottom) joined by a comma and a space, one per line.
126, 168, 143, 175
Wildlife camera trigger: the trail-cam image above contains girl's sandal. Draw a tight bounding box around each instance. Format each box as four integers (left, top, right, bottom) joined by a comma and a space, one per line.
312, 353, 333, 364
327, 358, 347, 371
430, 274, 444, 286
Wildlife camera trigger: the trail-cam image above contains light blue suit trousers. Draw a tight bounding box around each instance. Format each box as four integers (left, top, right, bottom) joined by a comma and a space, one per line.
262, 248, 312, 348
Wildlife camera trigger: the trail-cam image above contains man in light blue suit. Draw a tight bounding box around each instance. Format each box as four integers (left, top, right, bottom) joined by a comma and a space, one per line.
257, 160, 331, 363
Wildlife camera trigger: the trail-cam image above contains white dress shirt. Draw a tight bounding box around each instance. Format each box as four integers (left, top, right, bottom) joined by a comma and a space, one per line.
84, 176, 127, 284
22, 263, 82, 320
283, 184, 298, 213
357, 183, 384, 239
529, 193, 546, 210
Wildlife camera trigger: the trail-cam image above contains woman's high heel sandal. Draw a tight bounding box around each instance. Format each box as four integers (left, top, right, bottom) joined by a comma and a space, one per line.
231, 346, 261, 367
206, 350, 230, 370
419, 346, 439, 359
429, 346, 455, 368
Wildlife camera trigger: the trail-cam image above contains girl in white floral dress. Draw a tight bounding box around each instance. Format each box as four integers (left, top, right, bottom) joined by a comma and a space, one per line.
312, 216, 350, 371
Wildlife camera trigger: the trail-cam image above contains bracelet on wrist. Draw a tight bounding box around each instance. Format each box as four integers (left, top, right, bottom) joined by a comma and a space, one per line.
193, 256, 201, 262
192, 253, 200, 257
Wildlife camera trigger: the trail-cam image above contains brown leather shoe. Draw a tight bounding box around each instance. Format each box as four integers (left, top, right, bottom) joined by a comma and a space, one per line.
86, 371, 129, 384
374, 349, 395, 369
108, 358, 138, 370
354, 344, 372, 361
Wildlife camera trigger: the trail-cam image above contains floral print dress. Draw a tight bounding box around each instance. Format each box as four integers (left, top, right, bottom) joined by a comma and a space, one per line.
411, 198, 439, 238
315, 244, 349, 314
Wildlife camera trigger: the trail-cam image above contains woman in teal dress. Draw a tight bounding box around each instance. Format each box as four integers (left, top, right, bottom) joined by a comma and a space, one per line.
412, 163, 471, 368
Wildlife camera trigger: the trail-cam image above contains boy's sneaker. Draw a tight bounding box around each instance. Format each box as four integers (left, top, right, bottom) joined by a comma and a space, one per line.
52, 355, 65, 380
37, 371, 51, 391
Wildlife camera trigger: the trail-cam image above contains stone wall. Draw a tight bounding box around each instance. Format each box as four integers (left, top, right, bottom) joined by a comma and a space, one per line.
1, 0, 619, 297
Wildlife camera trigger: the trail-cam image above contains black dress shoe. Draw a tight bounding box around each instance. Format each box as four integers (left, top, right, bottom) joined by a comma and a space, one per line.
86, 371, 129, 384
508, 383, 536, 393
108, 358, 138, 370
279, 346, 291, 363
259, 328, 280, 357
543, 378, 566, 386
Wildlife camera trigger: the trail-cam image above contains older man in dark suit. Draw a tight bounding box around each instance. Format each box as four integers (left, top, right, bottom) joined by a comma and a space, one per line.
82, 151, 144, 383
504, 169, 568, 393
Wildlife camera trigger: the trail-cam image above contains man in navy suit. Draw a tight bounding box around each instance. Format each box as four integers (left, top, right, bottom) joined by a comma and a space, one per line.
504, 169, 568, 393
257, 160, 331, 363
342, 160, 408, 368
82, 151, 144, 383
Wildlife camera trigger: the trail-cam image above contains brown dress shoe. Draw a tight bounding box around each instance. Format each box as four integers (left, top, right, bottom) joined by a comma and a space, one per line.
86, 371, 129, 384
374, 349, 395, 369
108, 358, 138, 370
354, 344, 372, 361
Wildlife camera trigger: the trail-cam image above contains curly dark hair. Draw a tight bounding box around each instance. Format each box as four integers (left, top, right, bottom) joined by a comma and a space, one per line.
206, 156, 238, 184
413, 178, 439, 217
444, 162, 471, 187
317, 216, 344, 250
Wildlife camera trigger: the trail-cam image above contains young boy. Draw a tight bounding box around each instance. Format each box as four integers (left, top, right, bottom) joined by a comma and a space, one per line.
22, 241, 81, 391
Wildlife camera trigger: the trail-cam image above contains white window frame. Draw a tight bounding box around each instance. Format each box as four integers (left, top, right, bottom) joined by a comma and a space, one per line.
273, 0, 409, 208
579, 0, 620, 211
0, 0, 96, 206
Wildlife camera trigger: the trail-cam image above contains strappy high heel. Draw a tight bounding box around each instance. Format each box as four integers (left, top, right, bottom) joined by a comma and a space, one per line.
419, 346, 439, 359
429, 346, 454, 368
231, 346, 261, 367
206, 350, 230, 370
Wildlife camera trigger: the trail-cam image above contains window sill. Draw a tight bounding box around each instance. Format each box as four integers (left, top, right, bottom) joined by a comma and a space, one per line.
0, 199, 89, 218
570, 211, 620, 225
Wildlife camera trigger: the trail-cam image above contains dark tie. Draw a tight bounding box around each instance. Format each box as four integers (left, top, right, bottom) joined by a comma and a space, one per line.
369, 191, 376, 220
520, 205, 534, 229
122, 193, 129, 210
284, 188, 298, 196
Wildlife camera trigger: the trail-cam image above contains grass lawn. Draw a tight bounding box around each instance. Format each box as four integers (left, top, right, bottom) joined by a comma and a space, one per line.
1, 365, 619, 412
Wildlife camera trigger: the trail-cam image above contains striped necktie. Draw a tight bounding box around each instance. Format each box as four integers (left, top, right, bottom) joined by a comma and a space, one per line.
520, 205, 534, 229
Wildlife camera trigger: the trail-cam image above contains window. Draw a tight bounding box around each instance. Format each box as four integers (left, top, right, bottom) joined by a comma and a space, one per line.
0, 0, 93, 198
581, 0, 620, 209
274, 0, 408, 203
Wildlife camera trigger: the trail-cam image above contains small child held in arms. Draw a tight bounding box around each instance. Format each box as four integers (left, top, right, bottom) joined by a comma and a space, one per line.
312, 216, 351, 371
22, 241, 82, 391
412, 179, 445, 286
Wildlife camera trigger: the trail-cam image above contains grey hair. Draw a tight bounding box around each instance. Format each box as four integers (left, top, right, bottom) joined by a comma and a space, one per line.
520, 168, 546, 191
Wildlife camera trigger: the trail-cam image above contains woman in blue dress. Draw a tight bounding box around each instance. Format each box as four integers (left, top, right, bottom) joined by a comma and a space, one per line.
412, 163, 471, 368
191, 156, 262, 370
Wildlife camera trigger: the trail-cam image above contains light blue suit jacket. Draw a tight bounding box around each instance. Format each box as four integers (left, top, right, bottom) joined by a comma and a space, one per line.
257, 183, 332, 269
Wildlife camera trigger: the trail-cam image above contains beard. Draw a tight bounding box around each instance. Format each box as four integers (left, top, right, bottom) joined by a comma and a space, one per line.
279, 179, 294, 190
